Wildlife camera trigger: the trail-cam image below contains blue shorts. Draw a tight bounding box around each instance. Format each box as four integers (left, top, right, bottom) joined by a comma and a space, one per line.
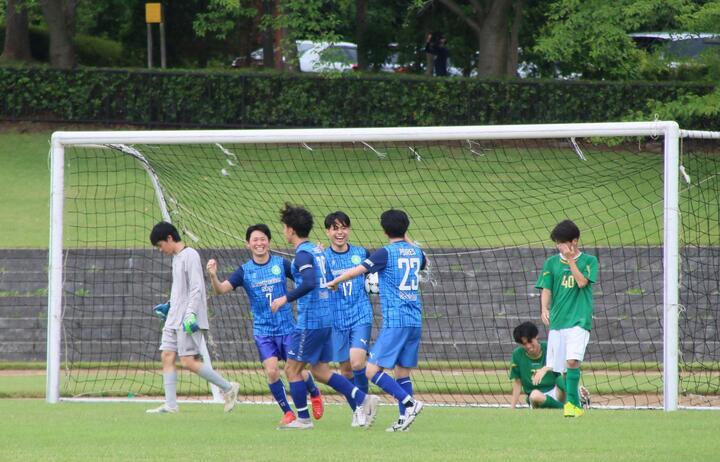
332, 324, 372, 363
368, 327, 422, 369
254, 334, 293, 363
288, 327, 333, 365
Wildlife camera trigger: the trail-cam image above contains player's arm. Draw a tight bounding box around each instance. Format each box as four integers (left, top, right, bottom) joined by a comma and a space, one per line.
511, 379, 523, 409
559, 243, 589, 288
185, 251, 205, 317
532, 366, 552, 385
327, 265, 367, 290
206, 258, 234, 295
540, 288, 551, 326
283, 259, 295, 282
271, 252, 316, 312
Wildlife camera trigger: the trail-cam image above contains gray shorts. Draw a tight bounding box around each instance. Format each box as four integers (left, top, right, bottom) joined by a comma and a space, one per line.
159, 326, 205, 357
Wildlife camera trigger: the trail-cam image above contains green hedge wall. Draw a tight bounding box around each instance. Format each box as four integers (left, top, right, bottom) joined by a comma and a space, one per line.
0, 67, 714, 128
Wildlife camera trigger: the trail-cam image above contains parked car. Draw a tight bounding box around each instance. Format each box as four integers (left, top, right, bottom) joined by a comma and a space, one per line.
232, 40, 358, 72
629, 32, 720, 66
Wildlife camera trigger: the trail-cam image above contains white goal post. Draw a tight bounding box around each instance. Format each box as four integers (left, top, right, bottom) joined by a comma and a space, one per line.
46, 121, 683, 410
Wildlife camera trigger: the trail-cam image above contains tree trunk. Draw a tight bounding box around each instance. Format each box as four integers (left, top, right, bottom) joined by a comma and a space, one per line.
39, 0, 76, 69
474, 0, 513, 77
504, 0, 524, 76
2, 0, 33, 62
355, 0, 368, 70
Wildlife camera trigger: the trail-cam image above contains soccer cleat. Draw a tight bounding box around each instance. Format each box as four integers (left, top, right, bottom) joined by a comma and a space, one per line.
398, 400, 424, 431
563, 402, 585, 418
353, 405, 368, 427
223, 382, 240, 412
386, 418, 407, 432
351, 410, 361, 428
152, 302, 170, 320
279, 411, 296, 426
579, 386, 591, 410
146, 403, 179, 414
277, 417, 313, 430
310, 391, 324, 420
360, 394, 380, 428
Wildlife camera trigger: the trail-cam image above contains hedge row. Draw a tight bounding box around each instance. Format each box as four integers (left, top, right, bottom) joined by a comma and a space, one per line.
0, 67, 714, 128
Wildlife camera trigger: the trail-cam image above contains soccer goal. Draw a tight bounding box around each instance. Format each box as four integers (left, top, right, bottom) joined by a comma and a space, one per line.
46, 122, 720, 411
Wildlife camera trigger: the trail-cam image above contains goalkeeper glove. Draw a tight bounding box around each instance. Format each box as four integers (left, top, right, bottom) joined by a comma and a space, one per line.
182, 313, 199, 334
153, 302, 170, 320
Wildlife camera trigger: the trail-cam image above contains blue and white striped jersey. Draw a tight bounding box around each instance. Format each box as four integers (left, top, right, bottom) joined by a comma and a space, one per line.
228, 255, 295, 336
362, 241, 427, 328
324, 244, 373, 329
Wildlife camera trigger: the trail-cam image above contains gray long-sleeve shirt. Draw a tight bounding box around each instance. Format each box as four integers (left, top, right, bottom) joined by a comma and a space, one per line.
166, 247, 209, 329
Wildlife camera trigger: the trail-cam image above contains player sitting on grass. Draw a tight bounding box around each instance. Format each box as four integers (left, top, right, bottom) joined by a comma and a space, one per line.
510, 321, 566, 409
323, 211, 374, 427
147, 221, 239, 414
269, 203, 380, 430
327, 209, 426, 432
205, 224, 323, 426
533, 220, 597, 417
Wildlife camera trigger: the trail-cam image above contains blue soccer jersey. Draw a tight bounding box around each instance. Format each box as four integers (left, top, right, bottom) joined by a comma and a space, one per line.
228, 255, 295, 336
325, 244, 374, 329
362, 241, 427, 328
291, 241, 333, 329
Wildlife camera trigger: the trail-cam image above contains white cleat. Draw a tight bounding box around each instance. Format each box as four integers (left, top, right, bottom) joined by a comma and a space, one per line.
146, 403, 179, 414
223, 382, 240, 412
399, 400, 424, 431
351, 410, 361, 428
277, 417, 314, 430
386, 418, 407, 432
361, 395, 380, 428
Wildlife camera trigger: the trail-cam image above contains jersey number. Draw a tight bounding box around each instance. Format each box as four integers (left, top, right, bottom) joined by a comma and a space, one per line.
341, 281, 352, 297
265, 292, 273, 306
316, 255, 328, 288
561, 274, 576, 288
398, 257, 421, 291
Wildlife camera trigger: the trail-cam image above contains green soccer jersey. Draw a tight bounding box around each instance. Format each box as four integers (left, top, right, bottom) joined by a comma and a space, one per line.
509, 341, 560, 394
536, 252, 598, 331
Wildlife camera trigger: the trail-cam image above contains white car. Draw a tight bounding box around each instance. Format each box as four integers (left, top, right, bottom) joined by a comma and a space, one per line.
298, 42, 358, 73
629, 32, 720, 67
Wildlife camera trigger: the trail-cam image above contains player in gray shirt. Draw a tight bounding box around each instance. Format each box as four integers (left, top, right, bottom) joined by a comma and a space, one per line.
147, 221, 240, 414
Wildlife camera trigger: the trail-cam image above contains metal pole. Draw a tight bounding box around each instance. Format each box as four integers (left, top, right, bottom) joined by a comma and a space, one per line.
159, 21, 166, 69
46, 138, 65, 403
147, 23, 153, 69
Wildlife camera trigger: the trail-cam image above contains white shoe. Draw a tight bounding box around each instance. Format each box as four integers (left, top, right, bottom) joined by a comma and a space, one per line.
351, 410, 361, 428
386, 418, 407, 432
223, 382, 240, 412
399, 400, 423, 431
146, 403, 179, 414
277, 417, 313, 430
361, 395, 380, 428
353, 405, 367, 427
579, 386, 591, 410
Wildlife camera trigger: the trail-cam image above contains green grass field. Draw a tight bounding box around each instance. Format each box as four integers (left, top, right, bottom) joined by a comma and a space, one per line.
1, 400, 718, 462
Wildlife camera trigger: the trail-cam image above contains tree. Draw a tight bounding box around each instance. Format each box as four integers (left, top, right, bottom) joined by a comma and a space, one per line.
2, 0, 33, 62
39, 0, 76, 68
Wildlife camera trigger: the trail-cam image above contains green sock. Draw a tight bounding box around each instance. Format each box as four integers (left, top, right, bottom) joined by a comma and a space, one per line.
566, 368, 581, 407
539, 395, 564, 409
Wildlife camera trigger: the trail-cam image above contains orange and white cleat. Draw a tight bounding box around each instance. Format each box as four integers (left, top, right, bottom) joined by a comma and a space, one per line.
279, 411, 296, 426
310, 392, 324, 420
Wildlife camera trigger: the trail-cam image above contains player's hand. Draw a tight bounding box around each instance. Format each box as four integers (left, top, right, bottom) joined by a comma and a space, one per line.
541, 308, 550, 326
270, 296, 287, 313
326, 278, 339, 291
558, 243, 575, 261
153, 302, 170, 320
532, 368, 548, 386
206, 259, 218, 276
182, 313, 199, 334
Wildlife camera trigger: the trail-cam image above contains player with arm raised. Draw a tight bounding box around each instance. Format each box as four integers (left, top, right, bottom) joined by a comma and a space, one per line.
533, 220, 598, 417
510, 321, 566, 409
323, 211, 374, 427
269, 204, 380, 430
146, 221, 239, 414
206, 224, 323, 427
327, 209, 426, 432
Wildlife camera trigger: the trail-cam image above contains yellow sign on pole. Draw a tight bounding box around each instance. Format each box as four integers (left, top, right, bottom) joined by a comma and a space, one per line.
145, 3, 162, 24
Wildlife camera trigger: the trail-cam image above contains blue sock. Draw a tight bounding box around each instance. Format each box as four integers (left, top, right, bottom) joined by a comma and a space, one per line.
305, 372, 320, 398
353, 367, 369, 394
397, 377, 413, 416
268, 379, 292, 414
289, 380, 310, 419
328, 372, 366, 408
371, 371, 411, 404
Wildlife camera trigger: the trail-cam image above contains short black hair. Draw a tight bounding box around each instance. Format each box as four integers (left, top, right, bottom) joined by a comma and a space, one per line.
280, 203, 313, 238
550, 219, 580, 243
150, 221, 181, 245
513, 321, 539, 344
246, 223, 271, 242
324, 211, 351, 229
380, 209, 410, 238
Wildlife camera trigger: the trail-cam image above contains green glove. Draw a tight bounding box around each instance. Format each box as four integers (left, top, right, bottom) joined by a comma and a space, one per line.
182, 313, 199, 334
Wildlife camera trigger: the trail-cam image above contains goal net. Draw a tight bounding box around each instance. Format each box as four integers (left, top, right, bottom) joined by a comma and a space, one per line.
46, 122, 719, 410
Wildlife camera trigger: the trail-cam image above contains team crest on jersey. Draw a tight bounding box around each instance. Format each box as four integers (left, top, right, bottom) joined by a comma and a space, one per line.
351, 255, 362, 265
271, 265, 281, 276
